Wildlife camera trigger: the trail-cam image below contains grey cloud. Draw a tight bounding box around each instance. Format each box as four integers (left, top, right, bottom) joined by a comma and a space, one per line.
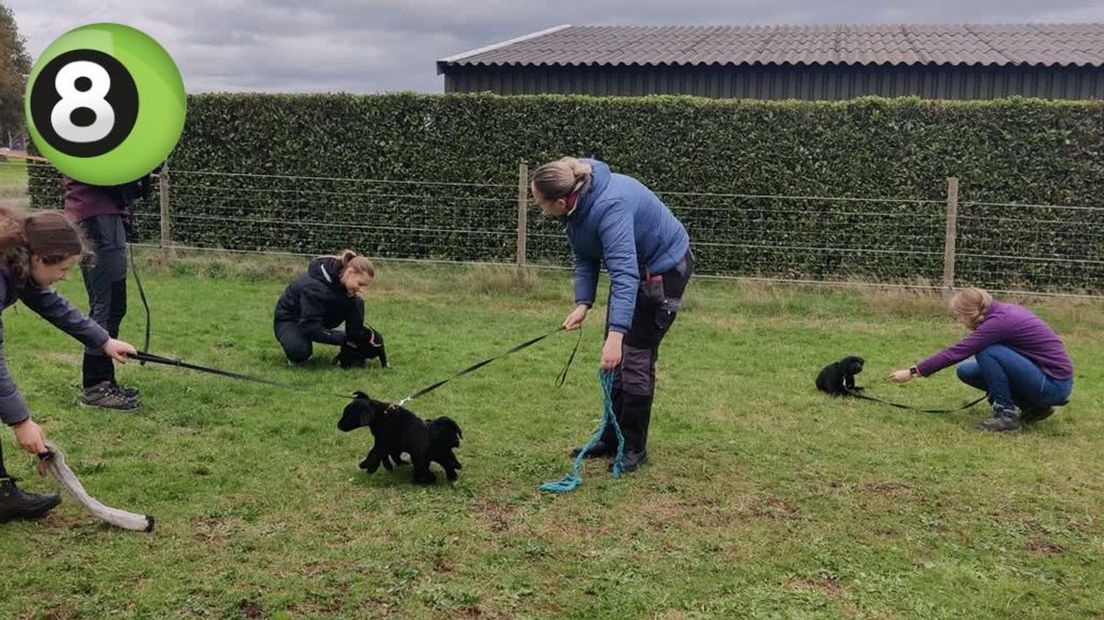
7, 0, 1104, 93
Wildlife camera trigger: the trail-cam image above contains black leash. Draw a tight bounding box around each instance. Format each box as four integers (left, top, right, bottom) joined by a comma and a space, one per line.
388, 325, 580, 410
128, 351, 352, 400
127, 326, 582, 407
556, 327, 583, 388
847, 388, 988, 413
128, 249, 151, 365
124, 192, 152, 366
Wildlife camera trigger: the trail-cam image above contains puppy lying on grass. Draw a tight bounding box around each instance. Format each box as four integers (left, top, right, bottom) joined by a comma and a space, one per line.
337, 392, 463, 484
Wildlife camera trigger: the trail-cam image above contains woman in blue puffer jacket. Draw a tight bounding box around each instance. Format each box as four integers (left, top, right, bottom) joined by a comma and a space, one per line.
531, 158, 692, 473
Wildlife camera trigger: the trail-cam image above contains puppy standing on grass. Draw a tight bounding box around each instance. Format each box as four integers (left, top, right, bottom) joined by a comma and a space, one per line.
425, 417, 463, 481
337, 392, 463, 484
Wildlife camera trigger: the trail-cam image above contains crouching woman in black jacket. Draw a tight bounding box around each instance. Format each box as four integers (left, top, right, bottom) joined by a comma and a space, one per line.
274, 250, 375, 365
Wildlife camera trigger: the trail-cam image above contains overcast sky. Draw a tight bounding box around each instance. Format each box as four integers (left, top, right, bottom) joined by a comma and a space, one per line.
7, 0, 1104, 94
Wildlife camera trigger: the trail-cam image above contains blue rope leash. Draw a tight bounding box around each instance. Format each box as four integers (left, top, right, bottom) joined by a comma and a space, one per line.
540, 369, 625, 493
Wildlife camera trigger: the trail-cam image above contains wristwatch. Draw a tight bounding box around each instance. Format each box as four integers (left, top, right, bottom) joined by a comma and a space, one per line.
909, 366, 920, 378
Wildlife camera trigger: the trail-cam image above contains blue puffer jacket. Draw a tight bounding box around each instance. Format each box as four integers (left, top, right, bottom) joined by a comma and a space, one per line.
566, 160, 690, 333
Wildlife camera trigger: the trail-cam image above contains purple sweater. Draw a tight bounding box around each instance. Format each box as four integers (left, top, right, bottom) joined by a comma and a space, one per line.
916, 301, 1073, 380
61, 176, 125, 223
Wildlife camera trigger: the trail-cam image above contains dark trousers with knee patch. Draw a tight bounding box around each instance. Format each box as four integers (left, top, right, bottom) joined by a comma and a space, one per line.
79, 215, 128, 388
606, 251, 693, 452
274, 321, 314, 363
275, 298, 365, 363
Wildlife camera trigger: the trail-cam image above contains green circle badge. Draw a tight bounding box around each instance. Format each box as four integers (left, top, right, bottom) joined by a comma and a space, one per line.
24, 23, 186, 185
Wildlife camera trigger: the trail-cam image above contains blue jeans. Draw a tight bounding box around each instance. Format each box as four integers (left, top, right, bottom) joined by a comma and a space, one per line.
956, 345, 1073, 411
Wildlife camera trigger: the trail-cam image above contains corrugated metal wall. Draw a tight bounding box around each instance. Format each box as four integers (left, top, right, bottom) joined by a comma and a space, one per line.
443, 65, 1104, 100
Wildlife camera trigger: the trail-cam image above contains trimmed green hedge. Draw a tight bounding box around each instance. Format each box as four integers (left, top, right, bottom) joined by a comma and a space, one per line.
29, 93, 1104, 292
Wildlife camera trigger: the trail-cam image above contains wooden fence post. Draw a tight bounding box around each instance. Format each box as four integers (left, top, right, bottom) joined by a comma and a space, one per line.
943, 177, 959, 294
516, 161, 529, 281
158, 163, 172, 255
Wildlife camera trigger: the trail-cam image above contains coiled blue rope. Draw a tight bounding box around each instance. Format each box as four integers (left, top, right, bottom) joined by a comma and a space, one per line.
540, 369, 625, 493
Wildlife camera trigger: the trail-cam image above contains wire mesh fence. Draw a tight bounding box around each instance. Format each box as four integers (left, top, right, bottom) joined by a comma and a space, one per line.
7, 158, 1104, 297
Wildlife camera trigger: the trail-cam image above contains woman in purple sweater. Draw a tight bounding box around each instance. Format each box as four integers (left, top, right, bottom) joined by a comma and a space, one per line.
890, 288, 1073, 433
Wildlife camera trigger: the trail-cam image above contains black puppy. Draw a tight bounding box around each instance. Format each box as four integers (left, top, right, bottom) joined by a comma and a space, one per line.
338, 392, 435, 484
425, 417, 463, 482
815, 356, 865, 396
333, 325, 388, 369
367, 417, 463, 479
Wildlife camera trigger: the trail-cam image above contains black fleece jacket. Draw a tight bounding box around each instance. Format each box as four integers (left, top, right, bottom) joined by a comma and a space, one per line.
274, 257, 364, 345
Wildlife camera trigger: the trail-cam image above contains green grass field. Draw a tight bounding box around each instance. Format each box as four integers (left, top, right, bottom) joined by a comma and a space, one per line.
0, 253, 1101, 619
0, 160, 28, 200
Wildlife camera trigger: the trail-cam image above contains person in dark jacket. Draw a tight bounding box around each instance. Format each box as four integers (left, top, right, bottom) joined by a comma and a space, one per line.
62, 175, 152, 410
274, 250, 375, 364
531, 157, 692, 473
0, 206, 137, 523
891, 287, 1074, 433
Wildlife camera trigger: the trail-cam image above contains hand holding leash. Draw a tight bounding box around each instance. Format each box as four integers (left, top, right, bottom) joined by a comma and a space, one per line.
104, 338, 138, 363
12, 418, 48, 455
563, 304, 588, 331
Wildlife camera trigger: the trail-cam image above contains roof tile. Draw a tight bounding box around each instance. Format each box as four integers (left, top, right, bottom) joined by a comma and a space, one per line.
441, 24, 1104, 67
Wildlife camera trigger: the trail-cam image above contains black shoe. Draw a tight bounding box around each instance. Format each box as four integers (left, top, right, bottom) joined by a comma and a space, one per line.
1022, 406, 1056, 424
80, 381, 140, 411
0, 477, 61, 522
976, 405, 1023, 433
571, 439, 617, 459
610, 449, 648, 473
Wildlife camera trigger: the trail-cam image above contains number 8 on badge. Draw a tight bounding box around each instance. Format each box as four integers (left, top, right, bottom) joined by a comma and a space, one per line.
24, 23, 186, 186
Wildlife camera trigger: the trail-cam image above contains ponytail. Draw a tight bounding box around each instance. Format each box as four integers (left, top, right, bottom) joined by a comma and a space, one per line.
950, 287, 993, 329
532, 157, 594, 200
333, 249, 375, 279
338, 249, 357, 267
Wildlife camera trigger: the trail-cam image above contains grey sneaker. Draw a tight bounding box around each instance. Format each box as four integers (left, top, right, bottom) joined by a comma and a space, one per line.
117, 384, 140, 400
80, 381, 140, 411
1022, 406, 1056, 424
976, 405, 1022, 433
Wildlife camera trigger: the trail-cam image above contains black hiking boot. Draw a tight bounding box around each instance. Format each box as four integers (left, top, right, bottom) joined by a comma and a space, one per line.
0, 477, 61, 523
610, 448, 649, 473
